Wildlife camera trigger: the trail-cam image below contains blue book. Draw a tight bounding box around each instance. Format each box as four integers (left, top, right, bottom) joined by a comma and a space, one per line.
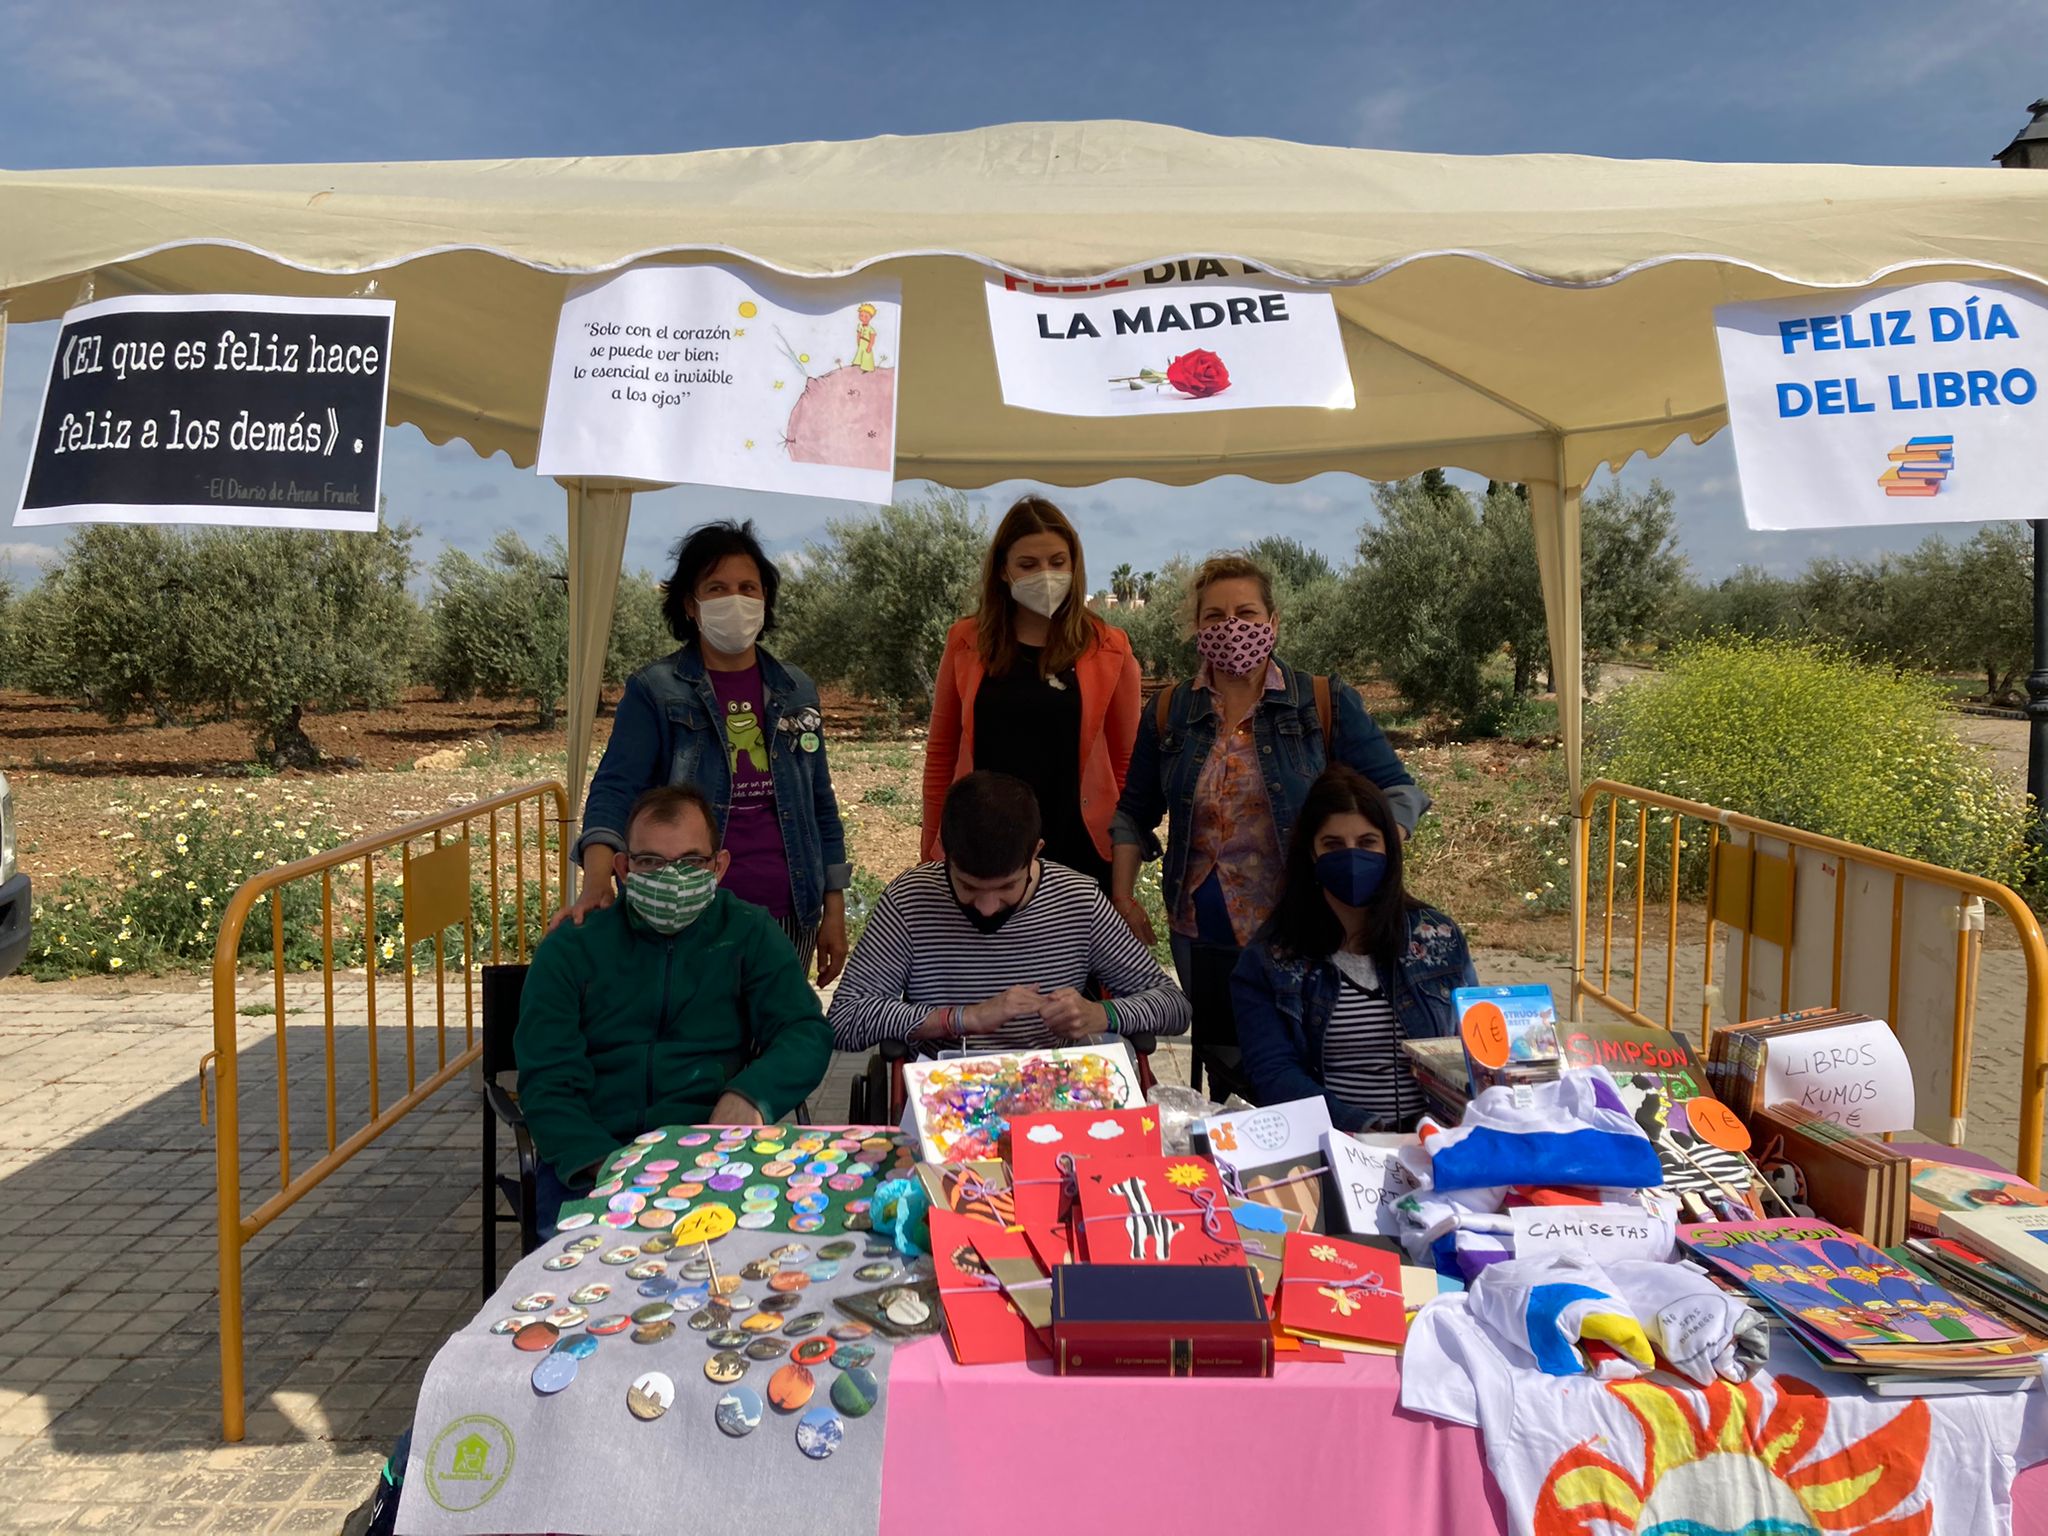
1453, 984, 1562, 1088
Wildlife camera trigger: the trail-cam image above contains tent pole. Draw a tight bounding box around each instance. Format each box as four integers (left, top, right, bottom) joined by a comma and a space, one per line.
560, 477, 634, 900
1527, 445, 1587, 1021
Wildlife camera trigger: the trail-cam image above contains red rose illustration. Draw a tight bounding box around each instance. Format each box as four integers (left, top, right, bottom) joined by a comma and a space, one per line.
1165, 350, 1231, 398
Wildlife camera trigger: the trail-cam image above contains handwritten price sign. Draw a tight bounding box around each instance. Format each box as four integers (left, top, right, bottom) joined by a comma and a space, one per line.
1460, 1002, 1510, 1070
1682, 1098, 1753, 1154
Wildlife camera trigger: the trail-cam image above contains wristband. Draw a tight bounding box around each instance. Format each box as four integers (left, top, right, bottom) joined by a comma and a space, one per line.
953, 1005, 966, 1041
1102, 999, 1121, 1035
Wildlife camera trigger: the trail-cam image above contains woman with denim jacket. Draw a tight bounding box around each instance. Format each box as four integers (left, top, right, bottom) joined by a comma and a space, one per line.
551, 520, 850, 985
1232, 766, 1476, 1132
1109, 553, 1429, 1089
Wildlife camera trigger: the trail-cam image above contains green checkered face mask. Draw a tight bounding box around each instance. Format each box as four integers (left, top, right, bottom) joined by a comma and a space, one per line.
623, 860, 718, 934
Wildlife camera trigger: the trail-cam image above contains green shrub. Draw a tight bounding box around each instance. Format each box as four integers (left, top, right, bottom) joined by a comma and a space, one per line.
1591, 637, 2032, 891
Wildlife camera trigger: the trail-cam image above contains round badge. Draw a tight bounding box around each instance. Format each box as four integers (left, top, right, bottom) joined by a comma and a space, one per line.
513, 1293, 555, 1312
746, 1337, 790, 1361
625, 1260, 666, 1281
827, 1175, 864, 1193
706, 1174, 745, 1195
716, 1385, 764, 1438
887, 1294, 932, 1328
741, 1311, 784, 1334
763, 1160, 798, 1179
673, 1132, 710, 1147
818, 1240, 857, 1261
847, 1212, 873, 1232
720, 1161, 756, 1180
832, 1365, 880, 1418
758, 1293, 801, 1315
770, 1242, 810, 1261
791, 1192, 829, 1217
555, 1211, 596, 1231
512, 1322, 559, 1352
834, 1341, 877, 1370
796, 1404, 841, 1458
790, 1214, 824, 1233
670, 1205, 738, 1246
768, 1271, 810, 1294
788, 1175, 823, 1193
530, 1353, 579, 1394
830, 1321, 874, 1342
608, 1192, 647, 1215
741, 1199, 779, 1215
600, 1211, 635, 1229
638, 1278, 679, 1301
671, 1181, 706, 1200
741, 1259, 781, 1281
636, 1209, 676, 1230
681, 1258, 713, 1280
632, 1130, 668, 1145
627, 1370, 674, 1422
768, 1362, 816, 1413
488, 1316, 525, 1336
545, 1306, 588, 1329
782, 1312, 824, 1338
593, 1179, 625, 1198
688, 1303, 733, 1332
792, 1337, 836, 1368
588, 1314, 631, 1336
737, 1212, 777, 1230
569, 1284, 612, 1306
750, 1142, 785, 1157
553, 1332, 600, 1361
706, 1328, 750, 1349
566, 1234, 605, 1253
725, 1294, 756, 1315
693, 1152, 728, 1169
631, 1320, 676, 1345
600, 1247, 642, 1267
641, 1232, 677, 1253
705, 1351, 748, 1385
631, 1302, 675, 1325
806, 1262, 841, 1283
644, 1158, 680, 1174
671, 1290, 707, 1316
743, 1184, 780, 1203
855, 1263, 897, 1284
712, 1274, 744, 1297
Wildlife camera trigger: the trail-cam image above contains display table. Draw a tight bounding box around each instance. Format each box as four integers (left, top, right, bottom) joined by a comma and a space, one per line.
881, 1341, 1503, 1535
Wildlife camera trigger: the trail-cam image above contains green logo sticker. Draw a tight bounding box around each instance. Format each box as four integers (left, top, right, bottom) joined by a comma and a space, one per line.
426, 1414, 516, 1512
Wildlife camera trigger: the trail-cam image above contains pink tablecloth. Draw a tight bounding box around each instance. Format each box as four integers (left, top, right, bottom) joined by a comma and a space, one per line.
881, 1337, 2048, 1536
879, 1339, 1507, 1535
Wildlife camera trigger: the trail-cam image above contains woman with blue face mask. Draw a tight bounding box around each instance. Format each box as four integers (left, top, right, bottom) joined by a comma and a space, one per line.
1230, 766, 1477, 1132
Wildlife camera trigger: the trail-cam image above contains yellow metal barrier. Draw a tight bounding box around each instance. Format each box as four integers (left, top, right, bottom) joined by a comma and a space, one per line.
1575, 778, 2048, 1184
205, 781, 569, 1441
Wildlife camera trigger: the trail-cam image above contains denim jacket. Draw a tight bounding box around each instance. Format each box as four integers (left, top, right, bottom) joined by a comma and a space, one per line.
1231, 905, 1477, 1133
576, 643, 850, 924
1108, 659, 1429, 921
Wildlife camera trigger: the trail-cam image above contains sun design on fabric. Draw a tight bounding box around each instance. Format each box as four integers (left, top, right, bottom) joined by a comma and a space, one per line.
1165, 1163, 1209, 1189
1533, 1375, 1931, 1536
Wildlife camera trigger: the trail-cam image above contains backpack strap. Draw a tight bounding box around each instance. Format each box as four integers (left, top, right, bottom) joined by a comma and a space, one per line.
1313, 674, 1333, 743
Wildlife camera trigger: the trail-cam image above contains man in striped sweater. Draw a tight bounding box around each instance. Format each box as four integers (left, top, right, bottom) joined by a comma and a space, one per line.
828, 772, 1191, 1053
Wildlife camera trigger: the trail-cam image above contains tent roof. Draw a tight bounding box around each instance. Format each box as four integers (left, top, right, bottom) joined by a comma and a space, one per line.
4, 118, 2046, 484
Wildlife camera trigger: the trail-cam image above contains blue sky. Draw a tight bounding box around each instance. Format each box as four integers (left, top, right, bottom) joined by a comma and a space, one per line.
1, 0, 2043, 587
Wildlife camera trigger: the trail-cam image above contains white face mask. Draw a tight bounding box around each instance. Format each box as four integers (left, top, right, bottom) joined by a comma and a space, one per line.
696, 594, 765, 654
1009, 570, 1072, 620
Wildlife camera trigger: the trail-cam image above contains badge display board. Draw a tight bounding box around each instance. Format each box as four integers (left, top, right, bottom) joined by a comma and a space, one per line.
404, 1215, 931, 1534
554, 1124, 919, 1239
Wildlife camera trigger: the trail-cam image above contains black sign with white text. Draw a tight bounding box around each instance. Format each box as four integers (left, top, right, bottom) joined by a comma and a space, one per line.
15, 294, 395, 531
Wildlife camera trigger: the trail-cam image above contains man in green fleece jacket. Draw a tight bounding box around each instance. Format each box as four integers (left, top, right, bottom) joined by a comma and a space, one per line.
515, 783, 832, 1231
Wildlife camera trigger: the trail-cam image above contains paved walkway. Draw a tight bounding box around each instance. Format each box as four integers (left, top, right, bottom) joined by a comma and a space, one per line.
0, 939, 2037, 1532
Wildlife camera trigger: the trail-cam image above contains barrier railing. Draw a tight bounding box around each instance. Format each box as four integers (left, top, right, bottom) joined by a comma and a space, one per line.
1575, 778, 2048, 1183
203, 781, 568, 1441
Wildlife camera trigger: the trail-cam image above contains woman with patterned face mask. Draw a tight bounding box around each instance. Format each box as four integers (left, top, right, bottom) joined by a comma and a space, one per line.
1109, 553, 1429, 1098
922, 495, 1142, 890
554, 519, 850, 988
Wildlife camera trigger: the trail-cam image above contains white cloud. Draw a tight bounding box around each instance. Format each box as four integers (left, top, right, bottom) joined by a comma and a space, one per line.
1086, 1121, 1126, 1140
0, 541, 57, 573
1025, 1124, 1064, 1144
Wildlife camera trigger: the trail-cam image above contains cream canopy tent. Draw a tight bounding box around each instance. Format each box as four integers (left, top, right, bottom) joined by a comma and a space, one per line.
5, 118, 2048, 984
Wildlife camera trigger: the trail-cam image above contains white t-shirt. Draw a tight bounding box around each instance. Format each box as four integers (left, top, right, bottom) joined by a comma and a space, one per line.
1402, 1294, 2048, 1536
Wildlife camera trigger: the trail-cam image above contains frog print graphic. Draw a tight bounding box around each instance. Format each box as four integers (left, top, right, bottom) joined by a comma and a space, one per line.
725, 699, 770, 773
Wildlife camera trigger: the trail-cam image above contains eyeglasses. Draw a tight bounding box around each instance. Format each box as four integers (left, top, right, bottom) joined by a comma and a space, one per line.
625, 851, 715, 875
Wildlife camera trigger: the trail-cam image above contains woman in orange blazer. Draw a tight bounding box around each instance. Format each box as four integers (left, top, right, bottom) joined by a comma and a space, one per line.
922, 495, 1142, 888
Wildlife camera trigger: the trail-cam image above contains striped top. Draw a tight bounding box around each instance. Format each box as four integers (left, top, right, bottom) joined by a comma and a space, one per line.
1319, 953, 1424, 1127
827, 861, 1192, 1052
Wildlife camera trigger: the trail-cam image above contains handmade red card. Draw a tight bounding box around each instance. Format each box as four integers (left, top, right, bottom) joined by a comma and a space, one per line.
1276, 1232, 1407, 1350
930, 1209, 1047, 1364
1008, 1108, 1162, 1266
1073, 1155, 1244, 1267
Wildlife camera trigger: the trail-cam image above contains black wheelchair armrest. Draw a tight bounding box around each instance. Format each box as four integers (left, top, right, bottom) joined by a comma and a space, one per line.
1121, 1032, 1158, 1058
877, 1037, 911, 1063
484, 1078, 527, 1128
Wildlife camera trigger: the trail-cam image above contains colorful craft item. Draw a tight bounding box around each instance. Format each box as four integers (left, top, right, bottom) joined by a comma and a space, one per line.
1009, 1108, 1162, 1262
930, 1209, 1051, 1364
1276, 1232, 1408, 1352
1073, 1156, 1244, 1268
902, 1046, 1142, 1164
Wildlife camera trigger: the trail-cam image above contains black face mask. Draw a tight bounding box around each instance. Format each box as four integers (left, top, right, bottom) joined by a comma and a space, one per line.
948, 862, 1025, 935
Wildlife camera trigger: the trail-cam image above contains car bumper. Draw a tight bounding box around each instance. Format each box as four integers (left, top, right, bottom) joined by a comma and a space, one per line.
0, 872, 29, 980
